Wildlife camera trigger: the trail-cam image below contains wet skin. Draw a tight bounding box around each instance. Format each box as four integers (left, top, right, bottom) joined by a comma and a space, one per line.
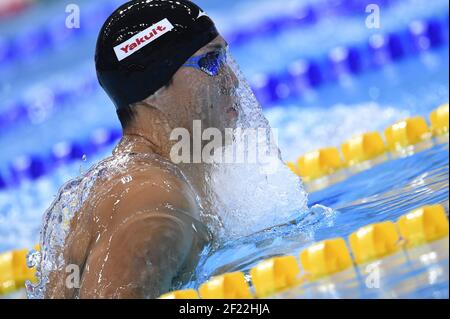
45, 148, 206, 298
44, 36, 238, 298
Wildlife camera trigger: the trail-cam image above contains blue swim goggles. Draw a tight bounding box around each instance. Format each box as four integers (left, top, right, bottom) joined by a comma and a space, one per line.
182, 48, 227, 76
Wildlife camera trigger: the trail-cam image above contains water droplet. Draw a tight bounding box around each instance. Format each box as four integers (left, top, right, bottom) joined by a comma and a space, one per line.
26, 249, 41, 268
121, 175, 132, 184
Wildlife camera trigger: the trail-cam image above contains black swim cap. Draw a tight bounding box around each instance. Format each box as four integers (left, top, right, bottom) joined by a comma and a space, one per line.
95, 0, 219, 111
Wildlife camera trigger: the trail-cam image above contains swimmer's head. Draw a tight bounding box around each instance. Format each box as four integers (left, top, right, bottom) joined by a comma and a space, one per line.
95, 0, 239, 134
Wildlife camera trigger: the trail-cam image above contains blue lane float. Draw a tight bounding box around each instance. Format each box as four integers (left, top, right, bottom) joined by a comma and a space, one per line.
1, 128, 122, 190
0, 0, 397, 69
1, 15, 448, 133
1, 12, 449, 134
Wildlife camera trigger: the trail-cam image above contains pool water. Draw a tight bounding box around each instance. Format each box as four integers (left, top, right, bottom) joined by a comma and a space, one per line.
0, 0, 449, 298
177, 140, 448, 299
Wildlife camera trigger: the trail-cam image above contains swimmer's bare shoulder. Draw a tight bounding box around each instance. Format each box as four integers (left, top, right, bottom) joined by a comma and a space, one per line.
46, 158, 206, 299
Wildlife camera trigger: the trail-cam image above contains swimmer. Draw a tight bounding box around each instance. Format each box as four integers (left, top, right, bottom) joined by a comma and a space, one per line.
40, 0, 244, 299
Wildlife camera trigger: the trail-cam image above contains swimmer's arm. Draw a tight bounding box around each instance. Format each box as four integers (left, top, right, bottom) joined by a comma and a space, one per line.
78, 170, 203, 299
79, 210, 197, 299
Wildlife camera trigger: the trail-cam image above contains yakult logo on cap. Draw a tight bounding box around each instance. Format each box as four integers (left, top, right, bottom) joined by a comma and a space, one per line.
114, 18, 174, 61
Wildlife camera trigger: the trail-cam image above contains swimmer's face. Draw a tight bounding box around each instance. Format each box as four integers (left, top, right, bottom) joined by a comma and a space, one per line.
164, 36, 239, 134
